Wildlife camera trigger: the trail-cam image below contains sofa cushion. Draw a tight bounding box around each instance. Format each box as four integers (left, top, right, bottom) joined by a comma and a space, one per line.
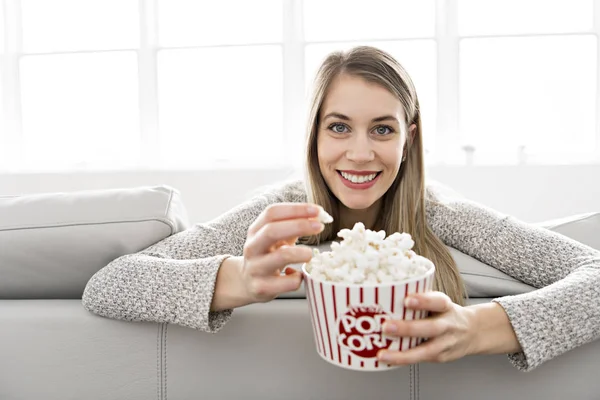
0, 185, 189, 299
535, 211, 600, 250
280, 211, 599, 299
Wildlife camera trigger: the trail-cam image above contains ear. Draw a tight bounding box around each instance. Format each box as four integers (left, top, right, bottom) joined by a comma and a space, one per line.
407, 123, 417, 146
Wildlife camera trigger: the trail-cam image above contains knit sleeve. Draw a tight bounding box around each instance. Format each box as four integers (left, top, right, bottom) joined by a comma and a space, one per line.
82, 180, 307, 332
425, 188, 600, 372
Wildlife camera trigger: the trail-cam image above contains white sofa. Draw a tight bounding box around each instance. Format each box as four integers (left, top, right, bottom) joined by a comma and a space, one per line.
1, 185, 599, 400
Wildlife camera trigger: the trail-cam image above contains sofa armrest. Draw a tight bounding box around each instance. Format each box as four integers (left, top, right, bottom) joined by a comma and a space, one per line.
0, 185, 189, 299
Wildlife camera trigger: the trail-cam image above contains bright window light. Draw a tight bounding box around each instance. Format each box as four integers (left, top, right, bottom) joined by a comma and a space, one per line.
157, 45, 284, 167
458, 0, 593, 36
304, 0, 435, 42
20, 0, 139, 53
19, 52, 140, 170
460, 35, 597, 157
158, 0, 283, 47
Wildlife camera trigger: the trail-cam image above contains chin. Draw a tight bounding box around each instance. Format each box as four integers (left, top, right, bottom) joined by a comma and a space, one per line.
337, 195, 378, 211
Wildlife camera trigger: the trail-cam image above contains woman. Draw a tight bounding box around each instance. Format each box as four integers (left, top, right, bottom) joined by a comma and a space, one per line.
82, 46, 600, 372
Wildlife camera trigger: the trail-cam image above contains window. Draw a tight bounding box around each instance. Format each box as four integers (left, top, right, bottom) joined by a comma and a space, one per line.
0, 0, 598, 172
0, 1, 6, 164
457, 0, 597, 164
457, 0, 593, 36
158, 0, 282, 47
20, 0, 139, 53
157, 45, 284, 167
460, 35, 596, 163
20, 52, 141, 169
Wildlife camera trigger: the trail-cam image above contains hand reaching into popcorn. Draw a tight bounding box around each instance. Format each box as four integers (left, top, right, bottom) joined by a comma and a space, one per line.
211, 203, 333, 309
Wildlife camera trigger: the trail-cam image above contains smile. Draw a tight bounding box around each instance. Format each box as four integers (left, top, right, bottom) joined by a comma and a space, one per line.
339, 171, 379, 183
336, 170, 382, 189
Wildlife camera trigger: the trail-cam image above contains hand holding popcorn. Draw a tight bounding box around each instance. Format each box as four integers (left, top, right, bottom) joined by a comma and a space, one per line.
239, 203, 325, 303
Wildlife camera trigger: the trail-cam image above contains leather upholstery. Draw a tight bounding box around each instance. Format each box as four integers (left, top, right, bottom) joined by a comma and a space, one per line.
2, 298, 599, 400
1, 186, 598, 399
0, 185, 189, 299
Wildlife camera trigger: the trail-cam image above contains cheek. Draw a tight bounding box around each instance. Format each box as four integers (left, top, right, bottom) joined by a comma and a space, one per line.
316, 134, 325, 166
380, 142, 403, 169
317, 134, 339, 166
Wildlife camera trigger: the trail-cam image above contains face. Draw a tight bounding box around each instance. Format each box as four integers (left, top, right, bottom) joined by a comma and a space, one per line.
317, 73, 415, 211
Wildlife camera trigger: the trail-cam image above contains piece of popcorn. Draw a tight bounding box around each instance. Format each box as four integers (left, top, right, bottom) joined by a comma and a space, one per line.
317, 207, 333, 224
305, 222, 432, 284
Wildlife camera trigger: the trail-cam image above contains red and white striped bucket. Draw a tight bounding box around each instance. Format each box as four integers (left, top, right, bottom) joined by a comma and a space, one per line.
302, 264, 435, 371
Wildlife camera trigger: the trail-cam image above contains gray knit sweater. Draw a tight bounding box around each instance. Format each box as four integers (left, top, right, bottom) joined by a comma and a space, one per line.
82, 180, 600, 372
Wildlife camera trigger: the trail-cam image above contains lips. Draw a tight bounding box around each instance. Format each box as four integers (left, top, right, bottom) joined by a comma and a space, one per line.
336, 170, 382, 189
338, 170, 380, 176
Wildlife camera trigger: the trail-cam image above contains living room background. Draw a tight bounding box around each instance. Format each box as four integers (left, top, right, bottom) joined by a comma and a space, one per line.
1, 0, 599, 224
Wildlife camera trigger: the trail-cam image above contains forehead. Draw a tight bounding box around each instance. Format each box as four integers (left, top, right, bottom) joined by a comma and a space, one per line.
321, 73, 405, 121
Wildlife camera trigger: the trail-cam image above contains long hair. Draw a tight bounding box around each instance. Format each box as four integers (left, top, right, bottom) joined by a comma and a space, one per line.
300, 46, 467, 305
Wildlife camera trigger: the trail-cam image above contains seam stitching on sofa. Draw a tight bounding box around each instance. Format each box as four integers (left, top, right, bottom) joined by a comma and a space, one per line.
164, 323, 168, 400
157, 323, 160, 400
460, 271, 525, 283
409, 364, 413, 400
0, 217, 176, 232
413, 363, 417, 400
541, 212, 599, 230
416, 363, 420, 400
158, 323, 166, 400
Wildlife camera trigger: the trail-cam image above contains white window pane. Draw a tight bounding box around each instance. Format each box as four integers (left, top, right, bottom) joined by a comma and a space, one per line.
158, 0, 282, 47
21, 0, 139, 53
458, 0, 593, 36
460, 36, 596, 159
157, 46, 283, 167
0, 61, 4, 168
0, 3, 4, 54
304, 0, 435, 42
20, 52, 140, 170
305, 41, 437, 152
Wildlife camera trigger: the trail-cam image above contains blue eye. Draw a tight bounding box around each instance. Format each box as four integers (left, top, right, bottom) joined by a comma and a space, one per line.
329, 123, 349, 134
374, 125, 394, 135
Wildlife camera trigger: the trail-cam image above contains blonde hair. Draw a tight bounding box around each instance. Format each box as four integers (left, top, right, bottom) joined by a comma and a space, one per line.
300, 46, 467, 305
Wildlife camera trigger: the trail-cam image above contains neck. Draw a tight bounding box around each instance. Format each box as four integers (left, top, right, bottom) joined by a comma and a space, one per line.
338, 199, 382, 231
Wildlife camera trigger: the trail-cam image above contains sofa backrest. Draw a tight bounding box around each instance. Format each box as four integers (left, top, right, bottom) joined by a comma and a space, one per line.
0, 186, 189, 299
2, 183, 598, 301
279, 212, 600, 299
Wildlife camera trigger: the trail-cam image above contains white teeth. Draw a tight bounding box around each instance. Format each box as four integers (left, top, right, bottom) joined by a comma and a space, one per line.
340, 171, 378, 183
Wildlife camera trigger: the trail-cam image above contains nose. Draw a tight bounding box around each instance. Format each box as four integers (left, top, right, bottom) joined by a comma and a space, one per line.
345, 132, 374, 164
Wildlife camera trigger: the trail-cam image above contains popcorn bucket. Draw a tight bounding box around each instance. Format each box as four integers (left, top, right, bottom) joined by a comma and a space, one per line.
302, 264, 435, 371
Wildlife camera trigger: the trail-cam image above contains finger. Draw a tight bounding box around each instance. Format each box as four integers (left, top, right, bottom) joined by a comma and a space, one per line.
382, 318, 447, 339
249, 271, 304, 300
247, 203, 320, 236
246, 245, 314, 277
269, 270, 304, 294
246, 219, 324, 257
377, 338, 450, 365
404, 291, 454, 313
283, 266, 303, 276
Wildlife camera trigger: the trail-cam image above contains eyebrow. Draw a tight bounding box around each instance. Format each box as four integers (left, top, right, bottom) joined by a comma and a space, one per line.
322, 112, 399, 123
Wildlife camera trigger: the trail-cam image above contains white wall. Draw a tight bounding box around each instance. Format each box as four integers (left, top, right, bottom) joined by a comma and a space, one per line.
1, 165, 599, 224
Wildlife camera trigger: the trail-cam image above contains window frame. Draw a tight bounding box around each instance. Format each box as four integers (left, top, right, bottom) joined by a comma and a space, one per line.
1, 0, 599, 172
